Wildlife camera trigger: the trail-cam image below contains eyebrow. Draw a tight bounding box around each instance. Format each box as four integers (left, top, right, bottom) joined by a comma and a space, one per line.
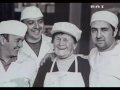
91, 27, 109, 29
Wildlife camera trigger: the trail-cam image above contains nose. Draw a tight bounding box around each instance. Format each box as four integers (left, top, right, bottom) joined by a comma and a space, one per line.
18, 40, 23, 48
59, 39, 65, 46
34, 21, 39, 29
96, 30, 102, 39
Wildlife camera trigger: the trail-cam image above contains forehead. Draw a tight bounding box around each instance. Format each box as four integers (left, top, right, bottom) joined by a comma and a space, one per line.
55, 33, 73, 39
9, 34, 24, 40
91, 20, 111, 28
23, 17, 43, 22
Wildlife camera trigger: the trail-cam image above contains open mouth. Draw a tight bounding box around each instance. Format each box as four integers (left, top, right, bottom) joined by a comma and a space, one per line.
58, 47, 66, 50
32, 29, 40, 34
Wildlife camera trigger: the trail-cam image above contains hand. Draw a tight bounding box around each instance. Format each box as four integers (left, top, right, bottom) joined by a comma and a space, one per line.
40, 53, 56, 66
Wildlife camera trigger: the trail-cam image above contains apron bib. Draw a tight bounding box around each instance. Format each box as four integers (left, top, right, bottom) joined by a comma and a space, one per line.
43, 56, 85, 87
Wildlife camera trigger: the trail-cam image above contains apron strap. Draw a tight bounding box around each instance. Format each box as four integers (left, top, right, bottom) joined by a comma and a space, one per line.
50, 55, 79, 73
75, 55, 78, 72
50, 58, 57, 72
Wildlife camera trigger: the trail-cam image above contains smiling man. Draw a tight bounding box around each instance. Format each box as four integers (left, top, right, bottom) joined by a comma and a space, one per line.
18, 6, 53, 86
89, 10, 120, 87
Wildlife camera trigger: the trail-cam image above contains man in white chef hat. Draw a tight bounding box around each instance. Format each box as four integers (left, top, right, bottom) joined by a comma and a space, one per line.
89, 10, 120, 87
0, 20, 37, 87
18, 6, 53, 86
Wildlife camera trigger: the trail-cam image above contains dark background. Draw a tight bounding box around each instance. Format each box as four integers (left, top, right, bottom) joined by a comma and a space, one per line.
0, 3, 119, 55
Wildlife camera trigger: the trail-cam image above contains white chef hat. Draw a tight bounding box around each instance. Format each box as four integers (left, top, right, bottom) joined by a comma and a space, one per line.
0, 20, 27, 37
20, 6, 43, 21
51, 22, 82, 42
90, 10, 119, 28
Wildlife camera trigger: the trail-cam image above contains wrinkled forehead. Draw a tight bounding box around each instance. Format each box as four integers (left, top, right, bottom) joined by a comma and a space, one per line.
54, 33, 74, 40
91, 20, 112, 28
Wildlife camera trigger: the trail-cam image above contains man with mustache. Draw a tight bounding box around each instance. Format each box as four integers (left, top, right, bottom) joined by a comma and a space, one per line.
0, 20, 36, 87
18, 6, 53, 86
89, 10, 120, 87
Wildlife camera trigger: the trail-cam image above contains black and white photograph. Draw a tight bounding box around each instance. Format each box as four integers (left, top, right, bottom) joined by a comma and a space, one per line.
0, 2, 120, 87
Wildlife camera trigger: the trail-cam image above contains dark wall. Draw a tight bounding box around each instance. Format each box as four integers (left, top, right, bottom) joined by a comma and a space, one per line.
0, 3, 90, 55
0, 3, 15, 21
14, 3, 69, 25
80, 3, 91, 55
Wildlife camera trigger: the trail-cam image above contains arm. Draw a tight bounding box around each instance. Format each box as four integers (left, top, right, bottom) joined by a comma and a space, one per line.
33, 58, 53, 87
40, 52, 56, 66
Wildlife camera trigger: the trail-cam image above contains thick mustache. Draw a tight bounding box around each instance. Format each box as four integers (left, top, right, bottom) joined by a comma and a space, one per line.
96, 38, 104, 41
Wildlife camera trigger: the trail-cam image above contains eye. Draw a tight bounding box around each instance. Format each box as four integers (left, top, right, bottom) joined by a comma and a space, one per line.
55, 38, 60, 41
16, 38, 24, 43
91, 28, 97, 33
63, 38, 68, 42
38, 19, 43, 24
27, 20, 34, 25
101, 28, 108, 32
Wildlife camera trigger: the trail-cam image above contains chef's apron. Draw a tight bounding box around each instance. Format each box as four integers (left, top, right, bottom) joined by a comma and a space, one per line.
43, 56, 85, 87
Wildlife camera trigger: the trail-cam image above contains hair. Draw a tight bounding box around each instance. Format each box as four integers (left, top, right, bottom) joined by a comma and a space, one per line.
110, 24, 115, 32
1, 34, 9, 41
110, 24, 118, 39
51, 32, 77, 44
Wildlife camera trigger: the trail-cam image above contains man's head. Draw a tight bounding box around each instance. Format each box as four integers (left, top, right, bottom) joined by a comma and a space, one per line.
51, 22, 82, 59
20, 6, 44, 43
0, 20, 27, 57
90, 10, 119, 52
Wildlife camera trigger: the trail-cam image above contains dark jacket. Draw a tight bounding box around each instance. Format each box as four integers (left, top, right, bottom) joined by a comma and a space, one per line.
33, 56, 90, 87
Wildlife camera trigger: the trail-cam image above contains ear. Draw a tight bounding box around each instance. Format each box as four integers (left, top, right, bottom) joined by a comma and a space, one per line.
73, 43, 77, 50
0, 35, 6, 45
113, 28, 118, 37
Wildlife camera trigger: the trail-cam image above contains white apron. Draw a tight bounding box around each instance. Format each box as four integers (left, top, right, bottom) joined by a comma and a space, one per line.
43, 56, 85, 87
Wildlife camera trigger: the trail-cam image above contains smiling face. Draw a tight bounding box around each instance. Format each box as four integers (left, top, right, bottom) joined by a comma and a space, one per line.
53, 33, 77, 59
91, 20, 117, 51
23, 17, 44, 42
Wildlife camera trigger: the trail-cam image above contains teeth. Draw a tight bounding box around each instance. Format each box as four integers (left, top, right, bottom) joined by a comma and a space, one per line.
33, 30, 39, 34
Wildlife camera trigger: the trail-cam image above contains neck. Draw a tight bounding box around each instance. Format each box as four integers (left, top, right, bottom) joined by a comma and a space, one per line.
25, 35, 42, 43
56, 54, 75, 61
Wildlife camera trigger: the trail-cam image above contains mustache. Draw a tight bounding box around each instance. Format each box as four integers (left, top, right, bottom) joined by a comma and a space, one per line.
96, 38, 104, 41
33, 27, 43, 30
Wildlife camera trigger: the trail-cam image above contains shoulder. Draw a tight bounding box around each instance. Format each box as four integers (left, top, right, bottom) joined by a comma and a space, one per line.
89, 47, 98, 56
42, 34, 52, 42
76, 54, 88, 60
40, 58, 53, 70
76, 55, 89, 65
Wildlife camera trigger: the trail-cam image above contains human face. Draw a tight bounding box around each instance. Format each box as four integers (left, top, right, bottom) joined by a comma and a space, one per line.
23, 17, 44, 40
4, 35, 24, 57
91, 21, 117, 51
53, 33, 76, 59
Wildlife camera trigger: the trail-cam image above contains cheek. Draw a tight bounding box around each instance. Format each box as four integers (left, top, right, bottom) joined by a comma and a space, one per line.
104, 33, 113, 40
91, 33, 96, 38
68, 44, 75, 52
6, 44, 14, 52
91, 34, 98, 43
